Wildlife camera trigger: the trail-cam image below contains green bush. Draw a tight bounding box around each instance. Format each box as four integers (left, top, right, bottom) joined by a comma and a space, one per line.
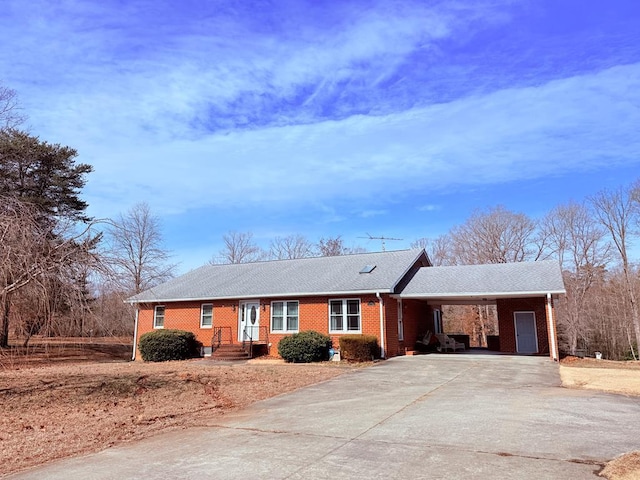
278, 330, 332, 363
138, 329, 201, 362
339, 334, 380, 362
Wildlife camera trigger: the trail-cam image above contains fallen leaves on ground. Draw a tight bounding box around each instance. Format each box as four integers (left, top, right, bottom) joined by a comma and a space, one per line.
600, 451, 640, 480
0, 359, 348, 476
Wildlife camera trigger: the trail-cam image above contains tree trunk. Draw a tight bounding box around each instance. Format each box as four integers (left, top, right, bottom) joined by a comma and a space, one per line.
625, 270, 640, 355
0, 293, 11, 348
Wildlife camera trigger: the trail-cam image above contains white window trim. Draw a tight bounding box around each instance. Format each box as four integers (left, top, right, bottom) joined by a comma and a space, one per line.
329, 298, 362, 334
270, 300, 299, 333
200, 303, 213, 329
153, 305, 165, 329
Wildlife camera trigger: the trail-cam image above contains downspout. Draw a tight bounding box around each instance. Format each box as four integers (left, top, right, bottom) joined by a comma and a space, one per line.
546, 293, 558, 362
131, 306, 139, 361
376, 292, 386, 359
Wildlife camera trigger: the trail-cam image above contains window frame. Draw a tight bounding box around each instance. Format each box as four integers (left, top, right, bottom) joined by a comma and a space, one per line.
270, 300, 299, 333
200, 303, 213, 329
154, 305, 165, 329
329, 298, 361, 334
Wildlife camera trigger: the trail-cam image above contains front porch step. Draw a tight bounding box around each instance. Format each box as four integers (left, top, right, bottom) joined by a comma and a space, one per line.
211, 344, 250, 360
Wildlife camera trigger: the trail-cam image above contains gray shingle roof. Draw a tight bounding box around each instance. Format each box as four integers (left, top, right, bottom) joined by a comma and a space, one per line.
129, 249, 427, 303
399, 260, 566, 299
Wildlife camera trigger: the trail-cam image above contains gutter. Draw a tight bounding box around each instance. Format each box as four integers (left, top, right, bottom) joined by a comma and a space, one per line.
397, 290, 566, 300
131, 307, 139, 361
127, 288, 395, 305
376, 292, 385, 359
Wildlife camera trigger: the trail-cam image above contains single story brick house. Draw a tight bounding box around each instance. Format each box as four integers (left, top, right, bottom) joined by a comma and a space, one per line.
128, 249, 565, 361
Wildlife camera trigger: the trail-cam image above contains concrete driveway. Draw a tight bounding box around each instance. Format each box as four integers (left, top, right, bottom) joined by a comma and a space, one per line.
9, 355, 640, 479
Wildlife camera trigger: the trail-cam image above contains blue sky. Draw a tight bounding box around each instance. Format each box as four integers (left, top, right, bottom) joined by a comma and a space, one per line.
2, 0, 639, 272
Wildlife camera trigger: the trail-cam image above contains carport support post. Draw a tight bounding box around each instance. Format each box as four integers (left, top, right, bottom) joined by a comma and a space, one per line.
377, 292, 385, 359
131, 306, 139, 361
546, 293, 558, 361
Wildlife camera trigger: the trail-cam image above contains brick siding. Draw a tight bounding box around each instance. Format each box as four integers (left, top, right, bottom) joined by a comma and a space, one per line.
135, 293, 396, 359
496, 297, 550, 355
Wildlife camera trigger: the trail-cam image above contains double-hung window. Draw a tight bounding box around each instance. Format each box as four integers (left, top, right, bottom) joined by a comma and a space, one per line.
201, 304, 213, 328
271, 301, 299, 333
329, 299, 361, 333
154, 306, 165, 329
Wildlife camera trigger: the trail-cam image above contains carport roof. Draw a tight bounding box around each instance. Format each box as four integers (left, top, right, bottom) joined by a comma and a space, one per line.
399, 260, 565, 301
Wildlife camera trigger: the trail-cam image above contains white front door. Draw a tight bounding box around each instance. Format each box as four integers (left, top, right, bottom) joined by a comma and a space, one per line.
239, 302, 260, 341
514, 311, 538, 354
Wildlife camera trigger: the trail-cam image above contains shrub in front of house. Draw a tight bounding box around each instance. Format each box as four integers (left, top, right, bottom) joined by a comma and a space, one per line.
138, 329, 201, 362
278, 330, 332, 363
339, 334, 380, 362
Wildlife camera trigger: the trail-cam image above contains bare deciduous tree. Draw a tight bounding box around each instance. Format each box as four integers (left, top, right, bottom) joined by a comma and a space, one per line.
105, 202, 175, 295
269, 234, 314, 260
411, 235, 453, 266
214, 231, 266, 264
590, 184, 640, 359
449, 205, 538, 264
317, 236, 366, 256
0, 196, 99, 347
0, 84, 25, 129
540, 202, 611, 354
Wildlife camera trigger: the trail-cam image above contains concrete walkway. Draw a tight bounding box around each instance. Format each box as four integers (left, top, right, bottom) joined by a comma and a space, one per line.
9, 355, 640, 479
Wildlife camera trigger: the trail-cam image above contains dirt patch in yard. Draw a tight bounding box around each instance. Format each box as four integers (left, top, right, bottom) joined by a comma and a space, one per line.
0, 359, 349, 477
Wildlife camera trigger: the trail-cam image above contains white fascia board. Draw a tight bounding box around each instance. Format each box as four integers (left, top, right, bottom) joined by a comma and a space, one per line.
127, 289, 394, 304
398, 289, 566, 299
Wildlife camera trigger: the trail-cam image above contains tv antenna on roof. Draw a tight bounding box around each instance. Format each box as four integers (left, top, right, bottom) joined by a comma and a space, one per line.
358, 233, 403, 252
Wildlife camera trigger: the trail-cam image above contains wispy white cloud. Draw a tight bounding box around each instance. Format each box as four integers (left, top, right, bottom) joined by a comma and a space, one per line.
2, 0, 639, 268
418, 205, 441, 212
359, 209, 388, 218
7, 55, 627, 221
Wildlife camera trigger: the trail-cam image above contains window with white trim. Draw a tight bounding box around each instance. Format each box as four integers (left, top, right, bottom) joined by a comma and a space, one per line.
271, 301, 299, 332
329, 299, 361, 333
154, 306, 165, 329
201, 304, 213, 328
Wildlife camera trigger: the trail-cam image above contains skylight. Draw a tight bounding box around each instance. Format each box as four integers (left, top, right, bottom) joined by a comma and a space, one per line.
359, 265, 376, 274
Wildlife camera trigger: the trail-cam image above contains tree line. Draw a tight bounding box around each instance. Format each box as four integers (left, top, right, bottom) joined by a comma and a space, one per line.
0, 87, 174, 348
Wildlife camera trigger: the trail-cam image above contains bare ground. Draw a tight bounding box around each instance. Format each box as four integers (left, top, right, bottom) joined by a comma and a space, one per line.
0, 357, 349, 477
3, 345, 639, 478
560, 357, 640, 480
559, 357, 640, 397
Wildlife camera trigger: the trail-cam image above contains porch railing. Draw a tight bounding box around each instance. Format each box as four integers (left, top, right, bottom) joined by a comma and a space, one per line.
212, 326, 233, 350
241, 326, 269, 358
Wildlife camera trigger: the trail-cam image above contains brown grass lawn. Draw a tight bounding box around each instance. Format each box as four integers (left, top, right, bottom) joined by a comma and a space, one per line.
3, 343, 639, 479
559, 357, 640, 397
0, 340, 351, 477
560, 357, 640, 480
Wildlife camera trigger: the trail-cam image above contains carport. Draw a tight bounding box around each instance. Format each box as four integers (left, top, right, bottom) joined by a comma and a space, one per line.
395, 261, 566, 360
